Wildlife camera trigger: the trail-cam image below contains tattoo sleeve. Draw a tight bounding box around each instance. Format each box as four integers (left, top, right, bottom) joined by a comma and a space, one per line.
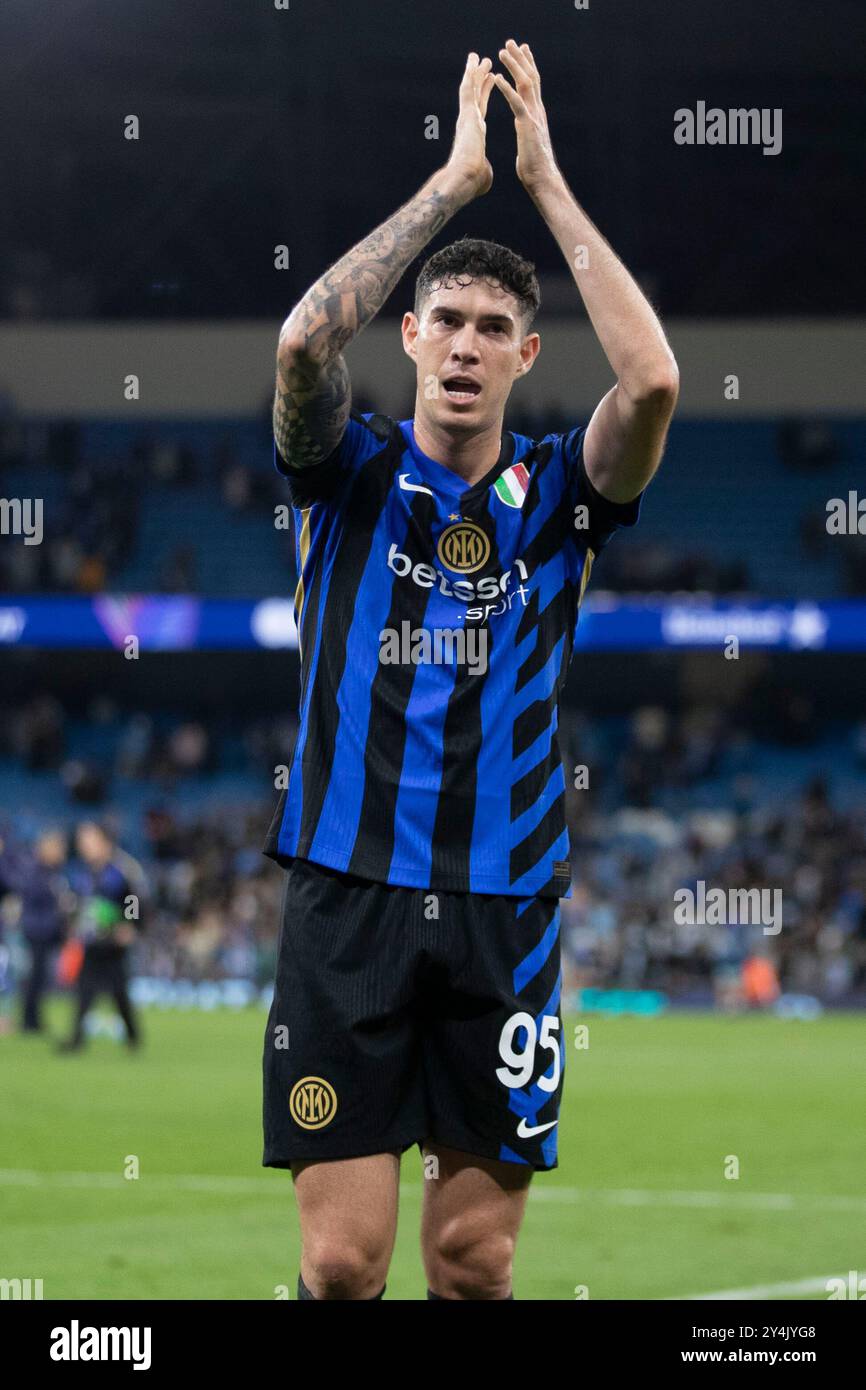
274, 170, 469, 468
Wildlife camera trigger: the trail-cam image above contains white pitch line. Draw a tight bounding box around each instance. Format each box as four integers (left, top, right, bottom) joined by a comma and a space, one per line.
0, 1169, 276, 1195
1, 1169, 866, 1215
672, 1274, 846, 1301
529, 1185, 866, 1214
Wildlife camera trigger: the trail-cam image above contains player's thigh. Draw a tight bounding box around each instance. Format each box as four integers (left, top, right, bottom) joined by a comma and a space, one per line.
419, 1143, 532, 1260
292, 1151, 401, 1255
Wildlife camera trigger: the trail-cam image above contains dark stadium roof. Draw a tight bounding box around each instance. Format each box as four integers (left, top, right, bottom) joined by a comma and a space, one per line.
0, 0, 862, 320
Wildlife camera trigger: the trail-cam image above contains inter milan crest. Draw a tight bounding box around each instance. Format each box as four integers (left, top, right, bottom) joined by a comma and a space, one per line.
436, 519, 491, 573
289, 1076, 338, 1130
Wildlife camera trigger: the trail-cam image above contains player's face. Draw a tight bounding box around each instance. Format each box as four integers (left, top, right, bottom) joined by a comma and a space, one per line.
404, 280, 539, 431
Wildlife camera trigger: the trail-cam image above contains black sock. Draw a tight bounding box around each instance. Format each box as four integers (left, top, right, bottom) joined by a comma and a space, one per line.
298, 1273, 385, 1300
427, 1289, 514, 1300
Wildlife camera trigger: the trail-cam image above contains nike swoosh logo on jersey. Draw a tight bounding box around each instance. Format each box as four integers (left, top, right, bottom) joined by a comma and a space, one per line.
516, 1118, 558, 1138
398, 473, 434, 497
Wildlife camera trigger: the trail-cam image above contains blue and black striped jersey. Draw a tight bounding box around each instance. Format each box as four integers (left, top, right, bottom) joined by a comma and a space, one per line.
264, 410, 642, 897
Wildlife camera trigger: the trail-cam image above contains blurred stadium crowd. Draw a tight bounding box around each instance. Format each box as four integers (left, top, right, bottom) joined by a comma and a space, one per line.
2, 687, 865, 1032
2, 404, 864, 599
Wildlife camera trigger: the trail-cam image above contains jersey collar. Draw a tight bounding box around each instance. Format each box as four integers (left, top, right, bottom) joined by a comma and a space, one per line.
401, 419, 516, 501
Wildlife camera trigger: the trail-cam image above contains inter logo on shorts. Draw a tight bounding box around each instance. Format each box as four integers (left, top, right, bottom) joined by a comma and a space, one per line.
436, 520, 490, 574
289, 1076, 338, 1130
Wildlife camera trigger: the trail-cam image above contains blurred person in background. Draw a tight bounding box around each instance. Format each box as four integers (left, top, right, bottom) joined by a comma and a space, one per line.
58, 821, 146, 1052
0, 854, 13, 1036
0, 828, 72, 1033
0, 929, 11, 1035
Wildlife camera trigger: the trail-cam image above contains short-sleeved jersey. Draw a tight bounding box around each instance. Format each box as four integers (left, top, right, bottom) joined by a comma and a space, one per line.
264, 410, 642, 897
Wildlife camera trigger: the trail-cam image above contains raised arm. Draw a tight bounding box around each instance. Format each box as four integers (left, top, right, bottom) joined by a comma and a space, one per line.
494, 40, 679, 503
274, 53, 496, 469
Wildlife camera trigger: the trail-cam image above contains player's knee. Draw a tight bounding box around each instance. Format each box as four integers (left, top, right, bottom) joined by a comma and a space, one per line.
430, 1220, 515, 1299
304, 1236, 388, 1300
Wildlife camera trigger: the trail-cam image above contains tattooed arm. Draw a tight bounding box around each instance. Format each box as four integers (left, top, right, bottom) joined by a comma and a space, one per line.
273, 52, 496, 469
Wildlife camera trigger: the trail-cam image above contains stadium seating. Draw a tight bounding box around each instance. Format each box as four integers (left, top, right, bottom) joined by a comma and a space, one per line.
3, 416, 864, 598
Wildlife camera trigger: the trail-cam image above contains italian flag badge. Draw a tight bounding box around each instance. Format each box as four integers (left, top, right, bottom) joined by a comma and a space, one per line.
493, 461, 530, 509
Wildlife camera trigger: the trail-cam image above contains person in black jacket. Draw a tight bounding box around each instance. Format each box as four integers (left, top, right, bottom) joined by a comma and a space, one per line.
58, 822, 145, 1052
0, 829, 71, 1033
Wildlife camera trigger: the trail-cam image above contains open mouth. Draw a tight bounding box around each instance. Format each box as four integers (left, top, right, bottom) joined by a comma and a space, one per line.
442, 376, 482, 403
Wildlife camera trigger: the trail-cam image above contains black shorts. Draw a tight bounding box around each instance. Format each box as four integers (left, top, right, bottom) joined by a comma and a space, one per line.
262, 857, 564, 1173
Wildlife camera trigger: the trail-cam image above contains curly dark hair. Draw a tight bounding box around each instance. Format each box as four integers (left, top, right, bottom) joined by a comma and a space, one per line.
414, 236, 541, 333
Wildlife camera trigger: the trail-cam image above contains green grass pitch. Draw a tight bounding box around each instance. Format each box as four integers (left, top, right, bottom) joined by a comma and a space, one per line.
1, 1005, 864, 1300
